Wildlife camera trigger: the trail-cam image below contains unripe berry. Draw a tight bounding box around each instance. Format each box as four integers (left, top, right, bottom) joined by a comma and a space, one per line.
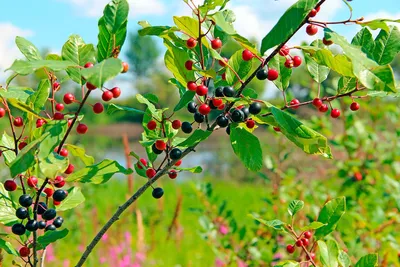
137, 158, 147, 169
147, 120, 157, 130
290, 99, 301, 109
354, 172, 363, 181
221, 72, 226, 80
84, 62, 94, 68
122, 62, 129, 73
267, 69, 279, 81
196, 85, 208, 96
86, 82, 97, 90
296, 239, 303, 247
168, 170, 178, 179
18, 142, 27, 150
211, 38, 223, 49
304, 231, 312, 239
111, 87, 121, 98
323, 38, 333, 46
279, 45, 290, 56
242, 49, 254, 61
4, 180, 17, 191
198, 104, 211, 115
102, 90, 114, 102
55, 103, 64, 112
187, 81, 197, 91
174, 160, 182, 166
292, 56, 302, 67
63, 93, 75, 104
54, 176, 66, 188
273, 126, 281, 132
44, 187, 54, 197
155, 140, 167, 151
19, 247, 30, 257
53, 112, 64, 120
36, 119, 45, 128
309, 9, 318, 17
285, 58, 294, 68
286, 244, 295, 254
312, 98, 323, 108
219, 57, 228, 67
93, 102, 104, 114
172, 120, 182, 130
185, 60, 193, 70
13, 117, 23, 127
146, 168, 157, 179
212, 98, 223, 107
246, 119, 255, 129
306, 253, 316, 261
306, 24, 318, 36
319, 104, 329, 113
52, 82, 60, 91
0, 108, 5, 118
330, 108, 341, 118
350, 102, 360, 111
301, 238, 309, 246
59, 148, 68, 157
186, 38, 197, 49
76, 124, 88, 134
27, 176, 38, 187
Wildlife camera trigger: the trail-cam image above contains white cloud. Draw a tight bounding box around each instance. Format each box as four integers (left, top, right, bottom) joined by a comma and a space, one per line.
363, 11, 400, 23
0, 23, 33, 82
61, 0, 166, 17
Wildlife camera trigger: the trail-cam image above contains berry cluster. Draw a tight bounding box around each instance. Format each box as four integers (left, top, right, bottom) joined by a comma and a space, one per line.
286, 231, 315, 260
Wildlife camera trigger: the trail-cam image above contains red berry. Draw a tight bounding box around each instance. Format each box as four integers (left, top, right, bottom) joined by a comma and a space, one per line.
221, 72, 226, 80
296, 239, 303, 247
102, 91, 114, 102
146, 168, 157, 179
65, 164, 75, 174
54, 176, 65, 188
137, 158, 148, 169
293, 56, 302, 67
59, 148, 68, 157
53, 200, 61, 206
52, 82, 60, 91
93, 103, 104, 114
309, 9, 318, 17
301, 238, 309, 246
55, 103, 64, 112
18, 142, 28, 150
306, 253, 316, 261
350, 102, 360, 111
323, 38, 333, 46
331, 108, 341, 118
27, 176, 38, 187
122, 62, 129, 73
273, 126, 281, 132
285, 59, 294, 69
111, 87, 121, 98
219, 58, 228, 67
0, 108, 5, 118
44, 187, 54, 197
319, 104, 329, 113
19, 247, 30, 258
76, 124, 88, 134
36, 119, 45, 128
172, 120, 182, 130
185, 60, 193, 70
196, 85, 208, 96
155, 140, 167, 151
186, 38, 197, 49
211, 38, 223, 49
212, 98, 223, 107
279, 45, 290, 56
290, 99, 301, 109
312, 98, 323, 108
315, 6, 321, 12
242, 49, 254, 61
267, 69, 279, 81
4, 180, 17, 191
306, 24, 318, 36
304, 231, 312, 239
246, 119, 255, 129
198, 104, 211, 115
63, 93, 75, 104
168, 170, 178, 179
13, 117, 23, 127
218, 104, 225, 110
84, 62, 94, 68
67, 119, 73, 127
174, 160, 182, 167
354, 172, 363, 181
187, 81, 197, 91
53, 112, 64, 120
286, 244, 295, 254
86, 82, 97, 90
147, 120, 157, 130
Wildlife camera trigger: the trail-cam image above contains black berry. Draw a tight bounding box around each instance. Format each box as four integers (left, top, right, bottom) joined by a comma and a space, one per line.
241, 107, 250, 120
231, 109, 245, 122
53, 217, 64, 228
226, 125, 231, 135
256, 69, 269, 80
216, 115, 229, 128
38, 221, 46, 229
37, 202, 47, 215
152, 187, 164, 199
42, 209, 57, 221
181, 122, 193, 134
45, 225, 56, 232
19, 194, 33, 207
25, 220, 39, 231
249, 102, 262, 115
215, 87, 224, 97
12, 223, 26, 235
16, 207, 29, 219
194, 112, 205, 123
187, 102, 197, 113
53, 190, 67, 202
152, 143, 163, 155
209, 100, 218, 110
170, 148, 182, 160
223, 86, 235, 97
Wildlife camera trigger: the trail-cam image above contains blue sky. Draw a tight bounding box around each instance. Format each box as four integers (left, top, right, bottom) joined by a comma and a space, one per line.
0, 0, 399, 82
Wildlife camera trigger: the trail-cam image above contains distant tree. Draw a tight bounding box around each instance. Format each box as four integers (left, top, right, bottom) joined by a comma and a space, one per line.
126, 33, 160, 76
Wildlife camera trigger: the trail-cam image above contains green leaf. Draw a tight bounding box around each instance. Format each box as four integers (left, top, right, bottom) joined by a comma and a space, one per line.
10, 133, 49, 177
337, 77, 357, 94
211, 10, 236, 35
169, 78, 186, 97
174, 91, 195, 112
0, 183, 18, 225
81, 58, 123, 88
0, 238, 18, 256
7, 98, 42, 118
138, 21, 179, 37
0, 133, 16, 165
274, 261, 300, 267
38, 121, 68, 160
62, 35, 96, 85
288, 200, 304, 216
304, 40, 330, 83
325, 29, 396, 92
351, 28, 375, 58
271, 107, 332, 158
260, 0, 318, 54
64, 144, 95, 166
15, 36, 42, 61
338, 251, 351, 267
230, 126, 263, 171
175, 166, 203, 173
177, 129, 212, 148
269, 55, 292, 90
136, 94, 162, 121
27, 79, 51, 112
0, 87, 33, 103
107, 103, 145, 115
97, 0, 129, 62
226, 49, 252, 87
300, 222, 327, 231
199, 0, 229, 12
66, 159, 133, 184
39, 152, 69, 178
318, 240, 339, 267
315, 197, 346, 239
231, 34, 258, 54
173, 16, 209, 48
355, 254, 378, 267
56, 187, 85, 212
164, 40, 195, 87
36, 229, 69, 249
6, 60, 78, 75
373, 26, 400, 65
250, 215, 286, 231
359, 18, 400, 33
